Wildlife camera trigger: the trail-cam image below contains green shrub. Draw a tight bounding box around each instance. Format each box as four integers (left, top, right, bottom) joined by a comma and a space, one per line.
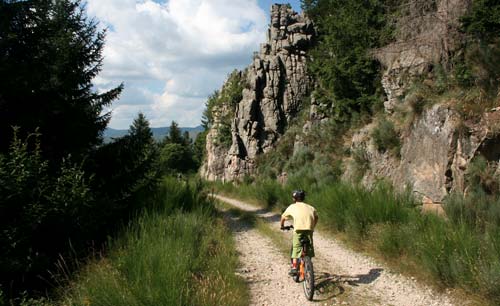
461, 0, 500, 43
0, 131, 93, 293
465, 156, 500, 194
215, 123, 232, 149
351, 145, 370, 181
372, 118, 401, 156
202, 70, 243, 130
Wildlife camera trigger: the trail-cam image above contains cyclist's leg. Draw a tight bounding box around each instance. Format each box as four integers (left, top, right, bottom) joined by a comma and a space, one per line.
289, 231, 301, 275
307, 231, 315, 257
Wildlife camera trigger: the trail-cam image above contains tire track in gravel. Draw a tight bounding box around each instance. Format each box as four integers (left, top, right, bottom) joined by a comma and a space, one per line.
216, 194, 465, 306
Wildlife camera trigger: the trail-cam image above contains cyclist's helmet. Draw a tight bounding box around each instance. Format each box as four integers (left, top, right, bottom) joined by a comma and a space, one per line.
292, 189, 306, 201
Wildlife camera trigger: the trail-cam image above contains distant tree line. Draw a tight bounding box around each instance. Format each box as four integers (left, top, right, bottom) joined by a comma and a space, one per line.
0, 0, 203, 302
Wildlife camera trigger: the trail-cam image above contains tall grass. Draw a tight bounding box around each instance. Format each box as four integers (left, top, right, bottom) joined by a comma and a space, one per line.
58, 177, 248, 306
212, 177, 500, 304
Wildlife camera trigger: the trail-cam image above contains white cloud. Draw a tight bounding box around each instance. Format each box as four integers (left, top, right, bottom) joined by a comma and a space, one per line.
86, 0, 268, 128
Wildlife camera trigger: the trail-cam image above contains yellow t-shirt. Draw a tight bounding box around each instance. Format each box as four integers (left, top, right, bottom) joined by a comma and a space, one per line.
282, 202, 318, 230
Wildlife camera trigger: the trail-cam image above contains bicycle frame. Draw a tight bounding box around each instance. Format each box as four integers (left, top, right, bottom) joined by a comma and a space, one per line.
282, 225, 315, 300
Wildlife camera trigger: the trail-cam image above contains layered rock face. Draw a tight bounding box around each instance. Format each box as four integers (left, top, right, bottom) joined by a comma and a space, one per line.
201, 4, 315, 181
343, 0, 498, 204
375, 0, 471, 113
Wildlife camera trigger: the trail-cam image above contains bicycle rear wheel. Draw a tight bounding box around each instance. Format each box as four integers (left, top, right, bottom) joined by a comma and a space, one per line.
302, 256, 314, 301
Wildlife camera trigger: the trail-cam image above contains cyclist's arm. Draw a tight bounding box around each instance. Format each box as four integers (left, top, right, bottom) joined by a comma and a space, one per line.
281, 206, 292, 228
280, 215, 286, 228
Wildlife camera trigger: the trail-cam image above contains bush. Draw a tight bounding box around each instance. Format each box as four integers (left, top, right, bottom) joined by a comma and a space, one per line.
372, 118, 401, 156
465, 155, 500, 194
159, 143, 195, 173
461, 0, 500, 43
350, 145, 370, 181
0, 131, 93, 293
215, 123, 232, 149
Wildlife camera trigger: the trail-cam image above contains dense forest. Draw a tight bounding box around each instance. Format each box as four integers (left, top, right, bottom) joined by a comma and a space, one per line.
0, 0, 204, 303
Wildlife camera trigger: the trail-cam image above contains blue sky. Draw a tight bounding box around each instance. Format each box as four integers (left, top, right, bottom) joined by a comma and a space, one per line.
87, 0, 302, 129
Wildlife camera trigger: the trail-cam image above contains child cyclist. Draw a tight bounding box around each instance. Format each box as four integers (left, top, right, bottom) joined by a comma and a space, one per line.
280, 190, 318, 275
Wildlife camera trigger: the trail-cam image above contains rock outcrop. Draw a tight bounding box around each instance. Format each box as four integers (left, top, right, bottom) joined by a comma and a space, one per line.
201, 4, 315, 181
203, 0, 499, 207
342, 0, 498, 204
344, 102, 500, 205
374, 0, 471, 113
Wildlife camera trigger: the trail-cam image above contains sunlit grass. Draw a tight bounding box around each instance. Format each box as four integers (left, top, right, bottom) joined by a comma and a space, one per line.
59, 177, 249, 306
212, 179, 500, 305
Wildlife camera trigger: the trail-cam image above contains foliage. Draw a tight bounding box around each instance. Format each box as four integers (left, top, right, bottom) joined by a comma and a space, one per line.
0, 0, 123, 160
0, 1, 167, 302
215, 122, 233, 148
59, 178, 249, 306
202, 70, 243, 129
91, 123, 159, 218
465, 155, 500, 194
0, 130, 93, 294
158, 121, 198, 174
162, 121, 184, 145
201, 91, 220, 130
159, 143, 194, 173
371, 117, 401, 156
201, 70, 243, 150
256, 114, 348, 184
129, 112, 154, 145
302, 0, 394, 121
428, 0, 500, 119
193, 130, 208, 165
350, 145, 370, 181
461, 0, 500, 43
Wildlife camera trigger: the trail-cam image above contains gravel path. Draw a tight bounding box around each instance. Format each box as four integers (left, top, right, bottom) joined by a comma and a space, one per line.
216, 195, 464, 306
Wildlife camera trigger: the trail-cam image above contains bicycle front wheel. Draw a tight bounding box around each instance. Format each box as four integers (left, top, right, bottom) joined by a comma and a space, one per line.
302, 256, 314, 301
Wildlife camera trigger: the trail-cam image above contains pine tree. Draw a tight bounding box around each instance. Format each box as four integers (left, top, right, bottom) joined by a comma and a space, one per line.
164, 121, 183, 145
0, 0, 123, 161
183, 130, 191, 146
129, 112, 153, 145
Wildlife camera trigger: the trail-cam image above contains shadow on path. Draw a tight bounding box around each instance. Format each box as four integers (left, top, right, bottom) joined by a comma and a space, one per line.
312, 268, 383, 301
313, 271, 346, 301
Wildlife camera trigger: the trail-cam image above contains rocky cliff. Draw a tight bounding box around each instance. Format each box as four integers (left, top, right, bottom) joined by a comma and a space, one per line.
201, 4, 315, 181
339, 0, 500, 207
203, 1, 500, 207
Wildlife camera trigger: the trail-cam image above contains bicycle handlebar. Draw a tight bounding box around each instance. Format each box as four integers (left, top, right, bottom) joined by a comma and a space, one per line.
280, 225, 294, 231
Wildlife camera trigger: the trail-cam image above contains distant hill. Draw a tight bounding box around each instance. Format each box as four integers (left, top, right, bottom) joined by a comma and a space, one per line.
104, 125, 204, 143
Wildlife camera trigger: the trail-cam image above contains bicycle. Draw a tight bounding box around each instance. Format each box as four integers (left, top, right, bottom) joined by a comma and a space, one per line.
281, 225, 315, 301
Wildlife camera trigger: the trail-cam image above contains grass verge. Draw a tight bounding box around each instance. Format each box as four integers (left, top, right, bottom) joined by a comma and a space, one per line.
56, 177, 249, 306
211, 180, 499, 305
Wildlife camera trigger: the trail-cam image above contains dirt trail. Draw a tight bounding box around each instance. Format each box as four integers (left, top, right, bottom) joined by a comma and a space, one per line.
216, 195, 463, 306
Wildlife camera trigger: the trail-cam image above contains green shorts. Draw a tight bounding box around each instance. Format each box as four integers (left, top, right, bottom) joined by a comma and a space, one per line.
291, 230, 315, 259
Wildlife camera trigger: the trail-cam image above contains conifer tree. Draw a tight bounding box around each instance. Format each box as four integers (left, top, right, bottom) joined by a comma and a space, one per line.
129, 112, 153, 145
164, 121, 183, 144
0, 0, 123, 161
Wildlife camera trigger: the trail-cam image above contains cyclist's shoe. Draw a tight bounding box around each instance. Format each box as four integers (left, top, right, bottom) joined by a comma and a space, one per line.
288, 268, 298, 276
